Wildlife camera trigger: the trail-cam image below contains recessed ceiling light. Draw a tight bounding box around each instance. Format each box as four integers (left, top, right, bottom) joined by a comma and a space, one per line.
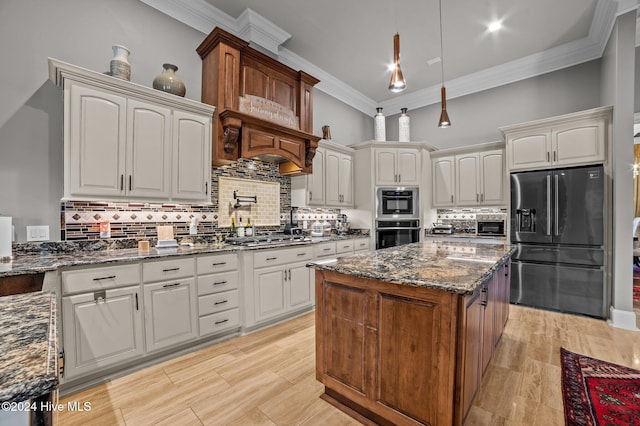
488, 20, 502, 32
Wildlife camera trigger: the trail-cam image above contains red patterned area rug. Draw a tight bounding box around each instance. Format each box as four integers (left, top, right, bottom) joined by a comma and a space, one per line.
561, 348, 640, 425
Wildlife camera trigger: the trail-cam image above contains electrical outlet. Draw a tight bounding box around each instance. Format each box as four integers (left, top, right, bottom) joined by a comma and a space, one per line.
26, 225, 50, 242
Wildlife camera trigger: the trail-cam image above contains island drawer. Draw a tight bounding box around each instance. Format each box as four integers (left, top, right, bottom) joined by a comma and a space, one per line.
336, 240, 355, 254
197, 253, 238, 274
314, 242, 336, 258
197, 271, 239, 295
254, 247, 312, 268
143, 258, 195, 283
62, 263, 140, 294
198, 289, 239, 316
199, 308, 240, 336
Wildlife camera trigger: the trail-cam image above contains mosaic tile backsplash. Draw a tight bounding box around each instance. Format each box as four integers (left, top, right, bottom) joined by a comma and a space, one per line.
61, 159, 295, 241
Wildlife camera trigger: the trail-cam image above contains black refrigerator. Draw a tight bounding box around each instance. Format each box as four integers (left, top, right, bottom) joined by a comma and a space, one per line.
510, 165, 606, 318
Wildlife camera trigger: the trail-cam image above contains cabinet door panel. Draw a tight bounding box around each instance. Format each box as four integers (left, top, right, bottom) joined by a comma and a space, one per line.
127, 100, 171, 199
144, 278, 197, 352
377, 294, 440, 425
68, 84, 126, 197
456, 154, 480, 206
172, 111, 211, 201
480, 150, 505, 205
62, 285, 142, 379
307, 147, 325, 205
254, 268, 286, 321
432, 157, 455, 206
508, 132, 551, 170
375, 149, 397, 186
339, 153, 353, 205
325, 150, 341, 205
553, 120, 605, 166
396, 149, 420, 185
321, 282, 367, 393
289, 264, 312, 308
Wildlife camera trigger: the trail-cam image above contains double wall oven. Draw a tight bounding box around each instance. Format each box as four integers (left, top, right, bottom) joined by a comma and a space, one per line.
375, 187, 420, 249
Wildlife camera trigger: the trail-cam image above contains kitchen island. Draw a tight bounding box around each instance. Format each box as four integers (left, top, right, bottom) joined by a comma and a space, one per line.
0, 291, 58, 425
308, 240, 514, 426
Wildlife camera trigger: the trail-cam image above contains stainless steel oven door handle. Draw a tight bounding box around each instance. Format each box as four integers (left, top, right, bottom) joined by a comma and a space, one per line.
376, 227, 421, 230
554, 174, 559, 236
546, 175, 551, 236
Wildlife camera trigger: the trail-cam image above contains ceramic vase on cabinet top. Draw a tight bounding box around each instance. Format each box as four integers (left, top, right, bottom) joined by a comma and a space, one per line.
399, 107, 410, 142
374, 107, 386, 141
110, 45, 131, 81
152, 63, 186, 97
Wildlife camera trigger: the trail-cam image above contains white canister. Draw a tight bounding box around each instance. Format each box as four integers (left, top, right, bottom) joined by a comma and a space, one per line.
0, 217, 12, 260
399, 108, 410, 142
374, 107, 386, 141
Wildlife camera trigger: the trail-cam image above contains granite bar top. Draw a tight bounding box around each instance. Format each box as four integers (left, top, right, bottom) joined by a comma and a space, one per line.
308, 240, 515, 295
0, 292, 57, 402
0, 234, 371, 279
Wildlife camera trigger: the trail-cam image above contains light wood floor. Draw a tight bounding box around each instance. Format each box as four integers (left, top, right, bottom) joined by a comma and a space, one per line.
58, 306, 640, 426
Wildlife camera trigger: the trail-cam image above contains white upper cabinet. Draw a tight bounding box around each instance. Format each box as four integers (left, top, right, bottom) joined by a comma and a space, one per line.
307, 147, 325, 205
501, 106, 611, 172
326, 150, 353, 206
172, 111, 211, 202
291, 140, 353, 208
127, 99, 172, 199
375, 148, 420, 186
68, 84, 127, 198
432, 145, 506, 207
432, 156, 455, 207
50, 58, 215, 204
456, 154, 480, 206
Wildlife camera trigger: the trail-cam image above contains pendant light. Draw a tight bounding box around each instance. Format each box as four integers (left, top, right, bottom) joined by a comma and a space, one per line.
389, 33, 406, 92
388, 1, 406, 92
437, 0, 451, 128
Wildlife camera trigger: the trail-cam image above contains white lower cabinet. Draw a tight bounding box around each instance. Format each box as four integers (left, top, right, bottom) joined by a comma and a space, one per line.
197, 253, 241, 336
62, 284, 143, 380
245, 246, 313, 329
142, 258, 198, 353
143, 278, 198, 353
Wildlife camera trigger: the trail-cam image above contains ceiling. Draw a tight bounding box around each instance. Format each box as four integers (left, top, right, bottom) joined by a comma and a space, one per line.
144, 0, 636, 115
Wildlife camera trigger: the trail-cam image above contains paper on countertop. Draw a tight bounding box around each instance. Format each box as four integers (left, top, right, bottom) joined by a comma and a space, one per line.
157, 225, 174, 241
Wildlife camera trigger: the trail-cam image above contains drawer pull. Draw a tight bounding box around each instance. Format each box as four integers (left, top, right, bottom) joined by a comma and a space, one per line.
266, 257, 278, 261
211, 262, 227, 266
93, 275, 116, 281
162, 282, 181, 288
323, 248, 331, 251
214, 300, 228, 305
213, 280, 228, 285
215, 319, 229, 325
162, 267, 180, 272
297, 252, 307, 256
343, 245, 350, 248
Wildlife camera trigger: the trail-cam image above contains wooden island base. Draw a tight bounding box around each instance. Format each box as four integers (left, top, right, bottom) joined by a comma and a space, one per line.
314, 260, 510, 426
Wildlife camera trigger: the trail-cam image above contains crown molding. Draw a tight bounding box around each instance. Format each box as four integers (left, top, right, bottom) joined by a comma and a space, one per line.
141, 0, 634, 117
236, 8, 291, 55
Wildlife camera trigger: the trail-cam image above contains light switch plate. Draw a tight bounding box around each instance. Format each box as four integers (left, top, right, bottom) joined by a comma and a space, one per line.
27, 225, 50, 242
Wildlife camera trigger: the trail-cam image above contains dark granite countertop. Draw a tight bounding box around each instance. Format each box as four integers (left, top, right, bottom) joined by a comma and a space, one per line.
0, 234, 371, 279
0, 292, 57, 402
307, 240, 515, 295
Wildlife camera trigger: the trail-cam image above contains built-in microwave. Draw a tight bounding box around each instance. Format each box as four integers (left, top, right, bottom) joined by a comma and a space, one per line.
476, 213, 507, 236
376, 187, 419, 219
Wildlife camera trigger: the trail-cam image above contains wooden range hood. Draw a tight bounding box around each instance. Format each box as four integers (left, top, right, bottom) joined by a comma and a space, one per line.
197, 27, 321, 176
